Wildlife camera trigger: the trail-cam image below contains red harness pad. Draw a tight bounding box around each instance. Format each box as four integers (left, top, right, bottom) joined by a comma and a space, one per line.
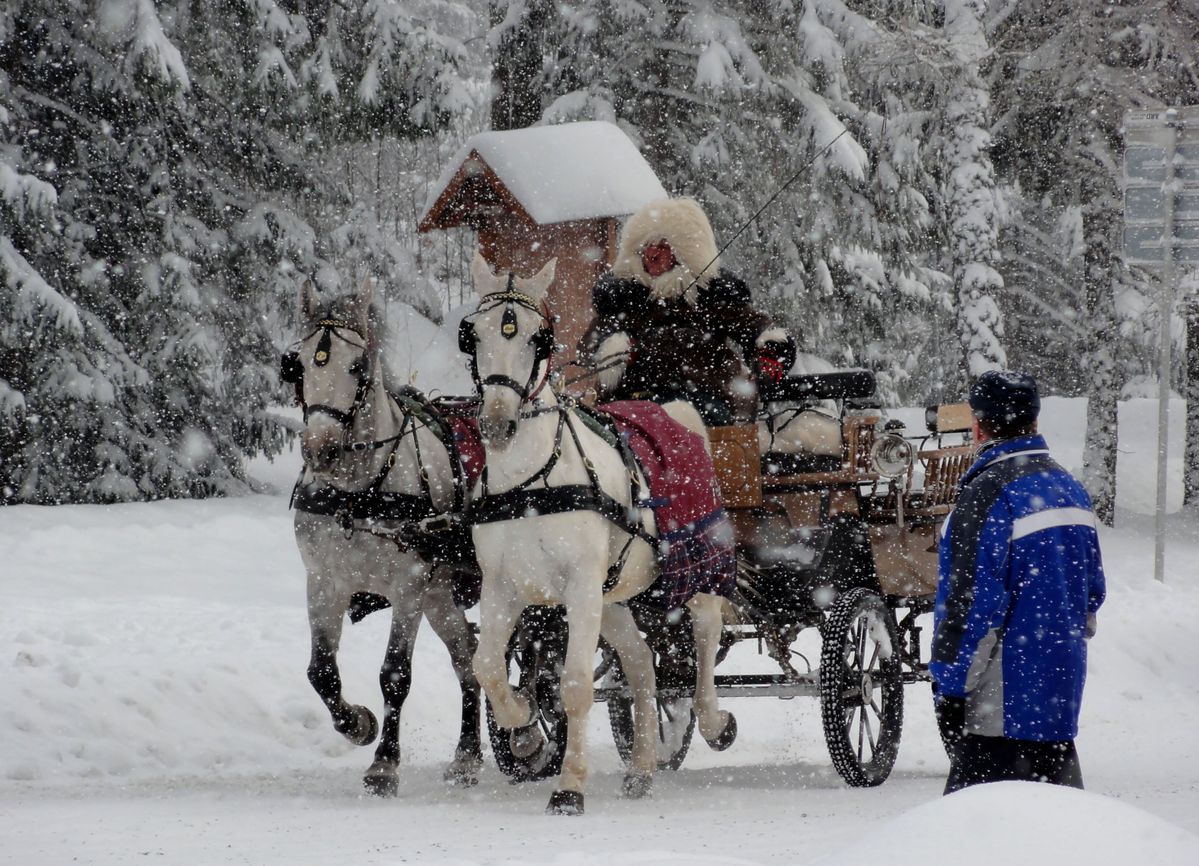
448, 416, 485, 487
600, 400, 736, 610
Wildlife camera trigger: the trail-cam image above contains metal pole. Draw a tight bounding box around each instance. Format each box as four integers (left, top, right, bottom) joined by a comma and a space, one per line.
1154, 111, 1179, 584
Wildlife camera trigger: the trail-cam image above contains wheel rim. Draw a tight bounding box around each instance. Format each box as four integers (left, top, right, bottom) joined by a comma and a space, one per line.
820, 588, 903, 787
840, 609, 888, 767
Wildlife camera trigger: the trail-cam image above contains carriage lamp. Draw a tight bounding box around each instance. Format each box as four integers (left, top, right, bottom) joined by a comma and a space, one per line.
870, 430, 914, 479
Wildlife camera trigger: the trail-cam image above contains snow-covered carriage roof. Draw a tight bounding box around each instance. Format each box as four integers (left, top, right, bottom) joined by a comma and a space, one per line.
419, 121, 667, 229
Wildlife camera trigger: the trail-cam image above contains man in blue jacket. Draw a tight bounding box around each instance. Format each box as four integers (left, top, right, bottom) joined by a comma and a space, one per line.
931, 371, 1106, 794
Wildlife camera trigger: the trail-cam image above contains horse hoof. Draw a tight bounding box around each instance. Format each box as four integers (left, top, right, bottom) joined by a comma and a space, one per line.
705, 712, 737, 752
341, 706, 379, 747
546, 789, 584, 816
622, 772, 653, 800
363, 771, 398, 798
509, 724, 545, 761
443, 753, 482, 788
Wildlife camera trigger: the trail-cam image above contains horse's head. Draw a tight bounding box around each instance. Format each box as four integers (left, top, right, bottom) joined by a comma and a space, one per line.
461, 252, 557, 450
283, 278, 379, 477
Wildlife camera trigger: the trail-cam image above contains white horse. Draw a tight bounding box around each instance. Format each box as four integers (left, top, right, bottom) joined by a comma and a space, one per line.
287, 278, 482, 795
463, 254, 735, 815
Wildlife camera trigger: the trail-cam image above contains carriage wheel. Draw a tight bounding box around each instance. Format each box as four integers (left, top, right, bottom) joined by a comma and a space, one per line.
603, 646, 696, 771
819, 587, 903, 787
485, 607, 568, 782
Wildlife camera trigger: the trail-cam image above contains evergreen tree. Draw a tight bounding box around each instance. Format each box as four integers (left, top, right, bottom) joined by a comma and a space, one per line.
986, 0, 1199, 523
0, 1, 474, 503
942, 0, 1005, 383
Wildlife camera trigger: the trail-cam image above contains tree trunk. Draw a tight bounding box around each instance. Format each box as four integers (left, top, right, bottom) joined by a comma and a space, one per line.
1080, 205, 1119, 526
489, 0, 553, 131
943, 0, 1006, 392
1185, 303, 1199, 505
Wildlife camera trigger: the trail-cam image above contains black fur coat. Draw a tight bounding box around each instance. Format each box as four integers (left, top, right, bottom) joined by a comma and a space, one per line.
580, 270, 794, 424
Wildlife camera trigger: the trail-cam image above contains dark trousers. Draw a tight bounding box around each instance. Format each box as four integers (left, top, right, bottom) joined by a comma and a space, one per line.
945, 734, 1084, 795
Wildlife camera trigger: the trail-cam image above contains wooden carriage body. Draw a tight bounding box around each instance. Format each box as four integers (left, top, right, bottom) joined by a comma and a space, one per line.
709, 405, 976, 600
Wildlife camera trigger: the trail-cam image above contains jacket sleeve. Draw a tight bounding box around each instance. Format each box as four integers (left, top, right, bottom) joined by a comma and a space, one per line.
930, 492, 1015, 698
698, 272, 796, 376
578, 274, 648, 362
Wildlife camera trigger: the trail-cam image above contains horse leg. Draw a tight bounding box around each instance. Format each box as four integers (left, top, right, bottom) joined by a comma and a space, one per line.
601, 604, 656, 799
362, 604, 423, 797
307, 588, 378, 747
473, 589, 531, 731
422, 580, 483, 787
687, 592, 737, 750
547, 589, 604, 816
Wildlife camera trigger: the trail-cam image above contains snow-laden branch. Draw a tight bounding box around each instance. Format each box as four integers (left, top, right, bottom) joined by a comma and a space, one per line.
0, 237, 83, 335
99, 0, 191, 90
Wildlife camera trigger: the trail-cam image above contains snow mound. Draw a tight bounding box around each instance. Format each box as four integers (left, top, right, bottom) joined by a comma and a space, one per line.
813, 781, 1197, 866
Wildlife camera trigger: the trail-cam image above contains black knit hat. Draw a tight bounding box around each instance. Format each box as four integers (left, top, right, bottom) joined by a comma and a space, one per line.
969, 370, 1040, 427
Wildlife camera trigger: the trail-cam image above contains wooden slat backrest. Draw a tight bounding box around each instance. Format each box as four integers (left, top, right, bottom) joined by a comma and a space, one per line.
843, 415, 880, 474
917, 445, 976, 507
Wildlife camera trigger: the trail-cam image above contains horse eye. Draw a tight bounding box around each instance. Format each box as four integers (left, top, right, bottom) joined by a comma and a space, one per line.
349, 358, 364, 376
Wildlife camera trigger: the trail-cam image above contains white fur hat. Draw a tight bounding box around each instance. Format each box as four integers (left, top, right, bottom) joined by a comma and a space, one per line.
611, 197, 720, 300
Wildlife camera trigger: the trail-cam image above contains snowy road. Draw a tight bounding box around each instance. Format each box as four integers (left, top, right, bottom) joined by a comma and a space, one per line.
2, 399, 1198, 864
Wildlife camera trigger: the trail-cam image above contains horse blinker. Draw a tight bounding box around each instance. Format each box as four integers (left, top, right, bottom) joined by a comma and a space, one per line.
281, 350, 302, 384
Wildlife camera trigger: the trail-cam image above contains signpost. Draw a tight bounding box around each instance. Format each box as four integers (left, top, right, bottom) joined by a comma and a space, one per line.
1123, 106, 1199, 583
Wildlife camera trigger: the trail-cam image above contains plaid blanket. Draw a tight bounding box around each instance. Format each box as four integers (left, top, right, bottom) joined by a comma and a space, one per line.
600, 401, 736, 611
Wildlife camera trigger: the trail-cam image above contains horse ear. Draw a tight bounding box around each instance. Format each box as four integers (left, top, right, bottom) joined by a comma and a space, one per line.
522, 258, 556, 303
471, 250, 497, 297
353, 276, 375, 332
299, 279, 319, 322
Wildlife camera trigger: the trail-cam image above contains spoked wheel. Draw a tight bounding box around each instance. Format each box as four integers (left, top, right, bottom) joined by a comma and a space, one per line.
819, 587, 903, 787
602, 644, 696, 771
485, 606, 568, 782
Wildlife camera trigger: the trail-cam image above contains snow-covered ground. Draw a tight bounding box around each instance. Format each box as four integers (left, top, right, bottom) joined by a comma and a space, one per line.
2, 398, 1197, 865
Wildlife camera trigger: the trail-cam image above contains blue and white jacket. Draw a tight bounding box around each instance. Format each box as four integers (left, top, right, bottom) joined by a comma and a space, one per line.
931, 434, 1106, 741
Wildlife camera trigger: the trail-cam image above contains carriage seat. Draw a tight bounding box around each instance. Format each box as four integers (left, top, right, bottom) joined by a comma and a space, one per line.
754, 368, 874, 471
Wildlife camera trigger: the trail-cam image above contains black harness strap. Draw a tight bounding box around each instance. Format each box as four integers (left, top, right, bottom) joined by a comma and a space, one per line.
291, 482, 440, 525
466, 405, 657, 594
292, 393, 453, 537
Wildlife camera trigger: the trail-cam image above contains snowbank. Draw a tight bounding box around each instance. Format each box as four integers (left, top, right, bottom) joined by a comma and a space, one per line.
812, 782, 1197, 866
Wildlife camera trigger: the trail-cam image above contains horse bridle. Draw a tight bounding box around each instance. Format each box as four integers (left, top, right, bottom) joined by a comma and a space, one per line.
284, 320, 456, 540
281, 318, 374, 427
458, 278, 556, 404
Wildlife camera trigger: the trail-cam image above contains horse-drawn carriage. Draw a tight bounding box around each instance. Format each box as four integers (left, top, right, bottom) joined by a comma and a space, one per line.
284, 270, 975, 811
480, 367, 976, 790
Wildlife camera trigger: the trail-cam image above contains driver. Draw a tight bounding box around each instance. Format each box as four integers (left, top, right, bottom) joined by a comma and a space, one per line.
580, 197, 796, 426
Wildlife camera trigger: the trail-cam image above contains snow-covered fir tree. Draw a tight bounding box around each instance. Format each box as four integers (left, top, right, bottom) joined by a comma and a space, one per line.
941, 0, 1005, 383
986, 0, 1199, 523
0, 1, 476, 503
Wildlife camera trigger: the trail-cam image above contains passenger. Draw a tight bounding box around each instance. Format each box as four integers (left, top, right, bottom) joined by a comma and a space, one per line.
580, 197, 795, 427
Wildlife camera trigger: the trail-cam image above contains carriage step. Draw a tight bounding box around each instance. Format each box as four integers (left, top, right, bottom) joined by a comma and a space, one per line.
594, 672, 822, 702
